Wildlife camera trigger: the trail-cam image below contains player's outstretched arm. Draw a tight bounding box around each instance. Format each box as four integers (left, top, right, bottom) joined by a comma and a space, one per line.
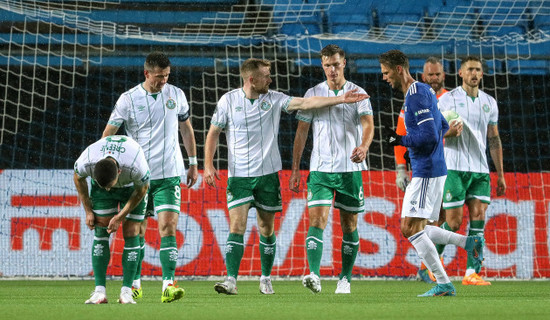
179, 119, 199, 188
287, 89, 369, 111
290, 121, 310, 193
204, 124, 222, 188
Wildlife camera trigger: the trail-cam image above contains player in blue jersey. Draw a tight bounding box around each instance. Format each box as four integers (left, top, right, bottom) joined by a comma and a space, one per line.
379, 50, 484, 297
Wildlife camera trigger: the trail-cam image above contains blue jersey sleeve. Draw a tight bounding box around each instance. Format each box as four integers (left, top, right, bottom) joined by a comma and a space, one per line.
401, 93, 438, 152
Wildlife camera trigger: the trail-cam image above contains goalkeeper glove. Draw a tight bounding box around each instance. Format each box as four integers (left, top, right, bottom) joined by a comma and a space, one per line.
395, 164, 410, 192
382, 126, 403, 146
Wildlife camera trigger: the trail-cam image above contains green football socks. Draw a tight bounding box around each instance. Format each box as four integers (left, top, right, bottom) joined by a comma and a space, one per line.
340, 229, 359, 281
134, 236, 145, 281
91, 227, 110, 287
226, 233, 244, 279
466, 220, 485, 271
160, 236, 177, 281
306, 226, 324, 276
122, 235, 140, 288
259, 234, 276, 277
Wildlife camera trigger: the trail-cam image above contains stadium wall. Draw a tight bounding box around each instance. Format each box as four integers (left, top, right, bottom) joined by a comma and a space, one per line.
1, 169, 548, 279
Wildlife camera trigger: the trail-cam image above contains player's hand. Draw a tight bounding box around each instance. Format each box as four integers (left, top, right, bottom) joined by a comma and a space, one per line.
496, 175, 506, 196
107, 215, 122, 234
395, 164, 410, 192
186, 165, 199, 188
204, 165, 220, 188
350, 146, 367, 163
342, 88, 370, 103
289, 170, 301, 193
382, 126, 402, 146
85, 211, 95, 230
446, 120, 463, 137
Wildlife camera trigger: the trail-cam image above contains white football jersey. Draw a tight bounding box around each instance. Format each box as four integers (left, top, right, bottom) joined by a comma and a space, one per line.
74, 135, 150, 187
438, 86, 499, 173
296, 81, 372, 172
211, 88, 293, 177
107, 83, 188, 180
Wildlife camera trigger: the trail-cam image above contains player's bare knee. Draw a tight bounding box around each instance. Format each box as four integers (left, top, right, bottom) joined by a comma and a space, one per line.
447, 219, 462, 231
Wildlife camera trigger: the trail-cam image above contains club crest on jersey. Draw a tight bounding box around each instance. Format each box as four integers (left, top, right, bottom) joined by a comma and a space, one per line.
482, 104, 490, 112
260, 101, 271, 111
166, 98, 176, 110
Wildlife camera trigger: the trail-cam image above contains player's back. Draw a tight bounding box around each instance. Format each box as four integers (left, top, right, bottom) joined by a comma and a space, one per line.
403, 82, 447, 178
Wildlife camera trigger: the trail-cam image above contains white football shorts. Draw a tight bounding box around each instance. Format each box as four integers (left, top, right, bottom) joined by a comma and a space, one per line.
401, 175, 446, 221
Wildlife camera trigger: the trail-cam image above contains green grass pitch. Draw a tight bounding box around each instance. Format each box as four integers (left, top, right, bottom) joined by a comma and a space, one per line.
1, 280, 549, 320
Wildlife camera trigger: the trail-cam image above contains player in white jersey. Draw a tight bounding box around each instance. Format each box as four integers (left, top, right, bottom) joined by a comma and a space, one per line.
380, 50, 485, 297
437, 56, 506, 286
73, 135, 150, 304
288, 45, 374, 294
102, 52, 197, 302
204, 58, 368, 295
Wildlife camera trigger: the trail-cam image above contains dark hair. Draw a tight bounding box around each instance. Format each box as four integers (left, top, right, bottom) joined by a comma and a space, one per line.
240, 58, 271, 77
379, 50, 409, 70
320, 44, 345, 58
460, 55, 482, 67
425, 56, 443, 66
144, 51, 171, 71
94, 158, 118, 188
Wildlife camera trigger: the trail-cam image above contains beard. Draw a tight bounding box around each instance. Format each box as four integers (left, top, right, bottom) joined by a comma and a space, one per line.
429, 81, 443, 92
254, 84, 269, 94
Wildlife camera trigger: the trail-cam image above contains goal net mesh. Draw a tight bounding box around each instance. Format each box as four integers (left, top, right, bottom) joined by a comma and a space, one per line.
0, 0, 549, 279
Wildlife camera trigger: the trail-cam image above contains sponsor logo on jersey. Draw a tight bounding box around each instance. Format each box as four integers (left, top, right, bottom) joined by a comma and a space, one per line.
458, 103, 465, 108
137, 105, 146, 112
100, 143, 126, 154
166, 98, 176, 110
235, 106, 243, 112
260, 101, 271, 111
415, 108, 430, 116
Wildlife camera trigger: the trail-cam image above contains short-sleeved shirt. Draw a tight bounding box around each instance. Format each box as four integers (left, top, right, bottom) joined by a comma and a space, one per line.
403, 81, 447, 178
107, 83, 188, 180
211, 88, 293, 178
74, 135, 150, 188
296, 81, 372, 173
438, 86, 499, 174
